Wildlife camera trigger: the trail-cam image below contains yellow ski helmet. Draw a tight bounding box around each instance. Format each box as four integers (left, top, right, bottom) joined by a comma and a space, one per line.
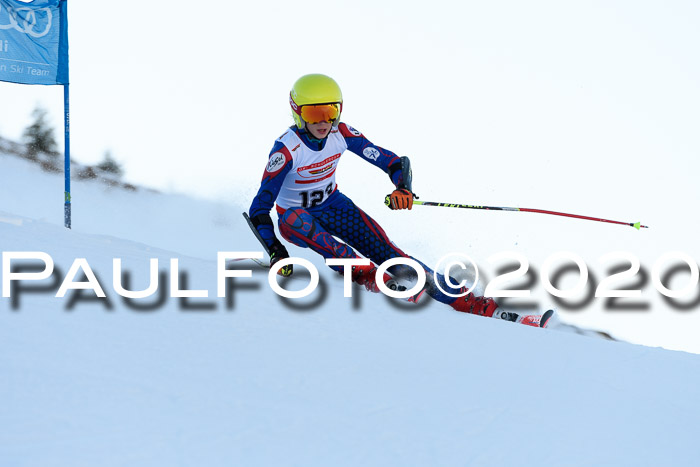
289, 74, 343, 129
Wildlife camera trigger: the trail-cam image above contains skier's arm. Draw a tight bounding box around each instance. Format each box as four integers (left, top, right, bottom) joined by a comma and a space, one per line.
338, 123, 402, 182
339, 123, 415, 208
248, 142, 293, 258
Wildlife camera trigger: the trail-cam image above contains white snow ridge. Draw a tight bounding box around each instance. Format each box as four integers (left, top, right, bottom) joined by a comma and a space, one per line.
1, 147, 700, 466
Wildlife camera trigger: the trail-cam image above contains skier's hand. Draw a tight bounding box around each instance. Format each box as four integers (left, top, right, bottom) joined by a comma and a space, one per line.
269, 240, 293, 277
385, 188, 415, 210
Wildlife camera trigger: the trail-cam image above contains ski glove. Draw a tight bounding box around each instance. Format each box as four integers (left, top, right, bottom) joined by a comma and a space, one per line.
269, 240, 293, 277
386, 188, 415, 210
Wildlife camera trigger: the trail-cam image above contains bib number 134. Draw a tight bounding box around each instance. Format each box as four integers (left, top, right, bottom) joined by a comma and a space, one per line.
300, 183, 334, 208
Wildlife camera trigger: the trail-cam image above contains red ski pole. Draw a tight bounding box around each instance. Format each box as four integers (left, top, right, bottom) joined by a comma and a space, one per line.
385, 197, 648, 230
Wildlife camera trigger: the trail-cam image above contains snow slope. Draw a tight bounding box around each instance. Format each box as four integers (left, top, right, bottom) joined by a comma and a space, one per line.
2, 150, 700, 466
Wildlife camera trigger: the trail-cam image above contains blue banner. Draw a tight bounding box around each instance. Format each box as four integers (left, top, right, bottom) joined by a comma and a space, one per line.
0, 0, 68, 85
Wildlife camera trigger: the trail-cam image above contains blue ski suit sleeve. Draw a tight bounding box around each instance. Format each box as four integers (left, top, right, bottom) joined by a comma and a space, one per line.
338, 123, 406, 188
248, 140, 293, 249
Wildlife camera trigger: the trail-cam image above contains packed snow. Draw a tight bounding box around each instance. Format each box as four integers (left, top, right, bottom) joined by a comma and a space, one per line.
2, 150, 700, 466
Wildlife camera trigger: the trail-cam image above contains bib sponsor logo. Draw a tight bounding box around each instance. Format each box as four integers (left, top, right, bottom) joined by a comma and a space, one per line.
363, 147, 380, 161
308, 165, 334, 176
295, 153, 341, 185
266, 153, 286, 173
296, 153, 341, 177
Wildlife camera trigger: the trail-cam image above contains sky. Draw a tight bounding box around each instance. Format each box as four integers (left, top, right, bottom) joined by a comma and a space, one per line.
0, 0, 697, 198
1, 1, 700, 350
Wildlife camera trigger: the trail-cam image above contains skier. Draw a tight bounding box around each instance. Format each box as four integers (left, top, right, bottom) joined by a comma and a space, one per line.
247, 73, 505, 319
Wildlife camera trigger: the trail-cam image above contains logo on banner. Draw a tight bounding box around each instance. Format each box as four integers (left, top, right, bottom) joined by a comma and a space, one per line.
0, 4, 53, 38
0, 0, 68, 85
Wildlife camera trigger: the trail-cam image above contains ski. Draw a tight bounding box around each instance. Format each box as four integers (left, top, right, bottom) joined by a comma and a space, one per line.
408, 288, 428, 303
226, 258, 553, 324
387, 281, 428, 304
242, 212, 293, 277
539, 309, 555, 328
495, 309, 555, 328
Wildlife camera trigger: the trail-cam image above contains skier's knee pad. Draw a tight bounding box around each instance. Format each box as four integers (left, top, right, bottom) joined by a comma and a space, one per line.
280, 207, 311, 230
279, 207, 315, 246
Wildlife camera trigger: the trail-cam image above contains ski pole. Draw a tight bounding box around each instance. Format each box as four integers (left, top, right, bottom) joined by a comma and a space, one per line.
242, 212, 293, 276
384, 196, 648, 230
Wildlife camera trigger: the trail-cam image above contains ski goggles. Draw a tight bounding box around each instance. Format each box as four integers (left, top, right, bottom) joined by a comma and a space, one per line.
298, 103, 342, 124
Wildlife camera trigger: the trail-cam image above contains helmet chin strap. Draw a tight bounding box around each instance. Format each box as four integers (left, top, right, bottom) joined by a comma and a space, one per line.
300, 127, 329, 150
306, 132, 327, 143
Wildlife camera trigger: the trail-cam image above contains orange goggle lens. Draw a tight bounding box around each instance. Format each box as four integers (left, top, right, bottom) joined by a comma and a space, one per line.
300, 103, 341, 124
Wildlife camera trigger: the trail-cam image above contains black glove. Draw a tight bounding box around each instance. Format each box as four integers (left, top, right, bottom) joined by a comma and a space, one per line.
269, 240, 293, 277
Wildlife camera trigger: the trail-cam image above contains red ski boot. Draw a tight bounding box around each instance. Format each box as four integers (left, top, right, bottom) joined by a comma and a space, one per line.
450, 290, 553, 327
449, 291, 500, 317
350, 263, 396, 293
